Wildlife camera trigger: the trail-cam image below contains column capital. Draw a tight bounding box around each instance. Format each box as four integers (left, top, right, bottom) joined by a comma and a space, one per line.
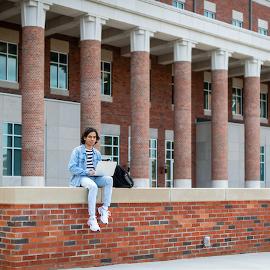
21, 0, 51, 28
244, 58, 262, 77
211, 49, 231, 70
173, 39, 196, 62
80, 15, 107, 41
130, 28, 154, 52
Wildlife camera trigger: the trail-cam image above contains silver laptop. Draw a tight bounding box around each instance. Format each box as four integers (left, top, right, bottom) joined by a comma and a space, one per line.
95, 161, 117, 176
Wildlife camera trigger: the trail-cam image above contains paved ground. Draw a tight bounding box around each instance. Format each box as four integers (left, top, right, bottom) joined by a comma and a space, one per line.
66, 252, 270, 270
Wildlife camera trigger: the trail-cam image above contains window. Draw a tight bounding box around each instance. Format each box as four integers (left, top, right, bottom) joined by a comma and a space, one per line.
172, 0, 185, 9
165, 140, 174, 188
260, 93, 268, 119
259, 27, 268, 36
100, 135, 119, 163
204, 10, 216, 19
260, 146, 265, 182
2, 123, 21, 176
0, 41, 18, 82
204, 81, 212, 110
232, 87, 243, 116
101, 61, 111, 96
232, 19, 243, 28
50, 51, 68, 90
149, 139, 157, 187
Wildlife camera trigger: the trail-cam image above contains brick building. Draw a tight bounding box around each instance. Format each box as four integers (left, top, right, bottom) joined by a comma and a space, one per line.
1, 0, 270, 188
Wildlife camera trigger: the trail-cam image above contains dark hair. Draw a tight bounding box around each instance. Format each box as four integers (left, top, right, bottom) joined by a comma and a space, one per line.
81, 127, 100, 145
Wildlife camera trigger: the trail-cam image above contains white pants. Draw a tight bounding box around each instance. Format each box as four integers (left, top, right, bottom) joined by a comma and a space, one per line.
80, 176, 113, 217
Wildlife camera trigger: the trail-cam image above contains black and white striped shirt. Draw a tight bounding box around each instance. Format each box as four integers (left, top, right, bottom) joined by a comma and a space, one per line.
86, 148, 95, 170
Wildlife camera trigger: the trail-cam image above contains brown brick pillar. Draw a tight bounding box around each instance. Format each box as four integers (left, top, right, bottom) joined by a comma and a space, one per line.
80, 40, 101, 133
173, 40, 194, 188
79, 15, 105, 136
211, 50, 230, 188
130, 29, 153, 187
21, 1, 49, 186
244, 59, 261, 188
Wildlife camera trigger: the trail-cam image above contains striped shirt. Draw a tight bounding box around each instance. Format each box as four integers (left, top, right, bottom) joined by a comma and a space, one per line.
86, 148, 95, 170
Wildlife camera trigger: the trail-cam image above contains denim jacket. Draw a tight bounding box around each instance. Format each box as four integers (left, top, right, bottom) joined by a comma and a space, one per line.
68, 144, 102, 187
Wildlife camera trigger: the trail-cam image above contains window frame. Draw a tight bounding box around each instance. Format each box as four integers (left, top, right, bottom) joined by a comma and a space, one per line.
204, 10, 216, 19
100, 134, 119, 164
149, 139, 158, 188
232, 19, 243, 28
2, 122, 22, 176
260, 93, 268, 119
101, 61, 112, 97
232, 87, 243, 116
165, 140, 174, 188
0, 40, 18, 83
204, 80, 212, 111
50, 50, 69, 91
260, 146, 265, 182
172, 0, 185, 9
258, 27, 268, 36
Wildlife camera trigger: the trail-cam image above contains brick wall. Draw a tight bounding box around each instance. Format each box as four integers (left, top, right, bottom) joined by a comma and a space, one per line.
1, 200, 270, 270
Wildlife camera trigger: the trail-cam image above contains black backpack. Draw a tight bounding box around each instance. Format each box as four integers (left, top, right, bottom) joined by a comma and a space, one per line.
113, 165, 134, 188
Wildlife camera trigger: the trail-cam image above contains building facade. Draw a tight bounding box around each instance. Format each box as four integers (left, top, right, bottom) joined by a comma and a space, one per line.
1, 0, 270, 188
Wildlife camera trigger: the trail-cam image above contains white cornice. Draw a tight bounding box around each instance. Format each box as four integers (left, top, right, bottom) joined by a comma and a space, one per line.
51, 0, 270, 63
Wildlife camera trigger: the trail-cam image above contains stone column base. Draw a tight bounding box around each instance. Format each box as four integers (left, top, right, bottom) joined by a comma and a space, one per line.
133, 178, 149, 188
174, 179, 192, 188
245, 180, 261, 188
212, 180, 228, 188
22, 176, 45, 186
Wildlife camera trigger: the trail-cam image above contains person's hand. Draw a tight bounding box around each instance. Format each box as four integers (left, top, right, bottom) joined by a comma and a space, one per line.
88, 169, 96, 176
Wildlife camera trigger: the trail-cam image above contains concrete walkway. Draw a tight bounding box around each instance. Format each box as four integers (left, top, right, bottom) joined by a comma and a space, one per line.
66, 252, 270, 270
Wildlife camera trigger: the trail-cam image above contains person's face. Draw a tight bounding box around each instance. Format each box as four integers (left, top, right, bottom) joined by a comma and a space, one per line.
84, 132, 97, 148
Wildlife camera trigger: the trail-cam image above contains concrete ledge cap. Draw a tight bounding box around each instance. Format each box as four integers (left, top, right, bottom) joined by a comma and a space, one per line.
0, 187, 270, 204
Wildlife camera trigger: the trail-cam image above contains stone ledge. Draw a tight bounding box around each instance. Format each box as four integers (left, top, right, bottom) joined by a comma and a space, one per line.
0, 187, 270, 204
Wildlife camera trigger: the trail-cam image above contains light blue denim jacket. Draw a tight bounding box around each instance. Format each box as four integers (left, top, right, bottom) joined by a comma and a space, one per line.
68, 144, 102, 187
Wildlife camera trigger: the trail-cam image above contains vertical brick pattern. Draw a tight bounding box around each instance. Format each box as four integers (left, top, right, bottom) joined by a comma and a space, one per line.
21, 27, 45, 177
80, 40, 101, 134
1, 201, 270, 269
130, 52, 150, 179
244, 77, 260, 181
174, 62, 192, 180
211, 70, 228, 181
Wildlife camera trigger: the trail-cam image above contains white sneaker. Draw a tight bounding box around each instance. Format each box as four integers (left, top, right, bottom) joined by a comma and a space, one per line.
98, 207, 111, 224
87, 217, 100, 232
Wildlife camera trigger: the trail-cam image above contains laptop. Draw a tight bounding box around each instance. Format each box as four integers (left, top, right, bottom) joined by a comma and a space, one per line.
94, 161, 117, 176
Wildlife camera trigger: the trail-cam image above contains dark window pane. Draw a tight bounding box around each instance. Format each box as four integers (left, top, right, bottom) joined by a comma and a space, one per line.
50, 52, 58, 62
103, 72, 111, 95
0, 42, 7, 53
14, 124, 21, 135
59, 53, 67, 64
8, 44, 17, 55
104, 136, 112, 145
204, 82, 208, 89
104, 146, 112, 155
14, 136, 21, 148
3, 148, 12, 176
3, 136, 12, 147
14, 149, 21, 176
113, 137, 118, 145
103, 62, 111, 72
113, 147, 118, 156
0, 54, 7, 80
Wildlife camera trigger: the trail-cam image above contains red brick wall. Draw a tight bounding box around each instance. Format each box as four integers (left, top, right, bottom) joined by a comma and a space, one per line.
1, 201, 270, 269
